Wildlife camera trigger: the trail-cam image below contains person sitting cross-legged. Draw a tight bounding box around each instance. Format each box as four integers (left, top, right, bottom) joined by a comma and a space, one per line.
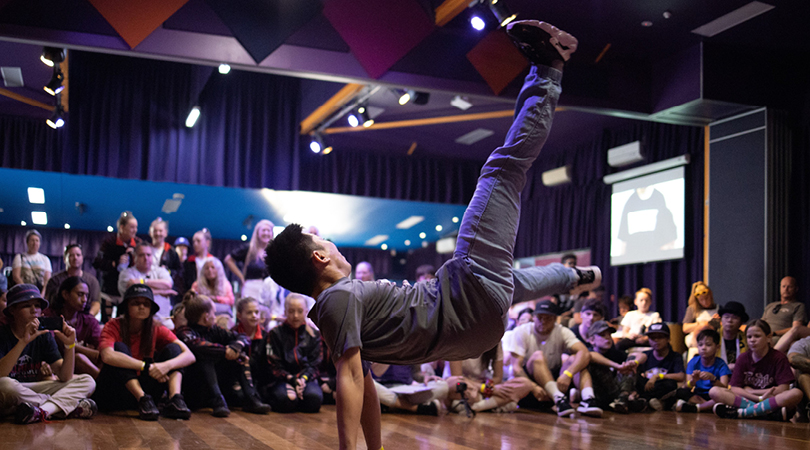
93, 284, 195, 421
635, 323, 685, 411
0, 284, 97, 424
586, 320, 646, 414
674, 329, 730, 413
175, 292, 271, 417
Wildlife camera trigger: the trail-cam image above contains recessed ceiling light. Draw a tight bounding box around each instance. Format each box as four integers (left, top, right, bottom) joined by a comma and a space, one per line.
404, 240, 411, 246
218, 64, 231, 74
365, 235, 389, 246
21, 220, 27, 226
107, 225, 114, 232
241, 234, 248, 241
396, 216, 424, 229
422, 241, 429, 248
28, 187, 45, 204
64, 223, 70, 229
419, 232, 427, 239
452, 217, 459, 223
31, 211, 47, 225
435, 225, 443, 232
381, 243, 388, 250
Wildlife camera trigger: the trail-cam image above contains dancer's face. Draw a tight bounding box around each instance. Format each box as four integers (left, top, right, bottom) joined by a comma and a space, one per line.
308, 233, 351, 278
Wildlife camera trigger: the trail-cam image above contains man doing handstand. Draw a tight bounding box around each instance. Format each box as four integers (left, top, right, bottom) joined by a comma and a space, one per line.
266, 20, 597, 450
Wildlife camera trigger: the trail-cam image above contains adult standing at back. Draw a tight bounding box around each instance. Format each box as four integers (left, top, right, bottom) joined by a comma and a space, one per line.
93, 211, 140, 322
762, 276, 804, 344
43, 244, 101, 316
183, 228, 213, 292
148, 218, 183, 302
12, 230, 52, 294
225, 220, 273, 299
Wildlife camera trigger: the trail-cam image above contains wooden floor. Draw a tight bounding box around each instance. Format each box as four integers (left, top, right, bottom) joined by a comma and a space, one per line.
2, 406, 810, 449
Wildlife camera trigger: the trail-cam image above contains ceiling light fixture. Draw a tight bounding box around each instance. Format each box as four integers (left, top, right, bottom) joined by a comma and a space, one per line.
218, 64, 231, 74
27, 187, 45, 204
310, 133, 332, 154
31, 211, 48, 225
397, 89, 415, 106
40, 47, 65, 67
488, 0, 517, 27
470, 15, 486, 31
46, 104, 65, 129
43, 69, 64, 95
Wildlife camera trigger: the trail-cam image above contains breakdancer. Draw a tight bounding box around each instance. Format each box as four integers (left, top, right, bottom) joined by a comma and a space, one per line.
266, 20, 596, 449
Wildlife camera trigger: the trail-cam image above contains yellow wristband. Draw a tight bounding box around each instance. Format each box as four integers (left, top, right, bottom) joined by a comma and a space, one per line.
302, 375, 308, 381
139, 278, 145, 284
658, 373, 665, 380
686, 380, 692, 388
563, 370, 573, 379
66, 342, 76, 350
141, 361, 146, 371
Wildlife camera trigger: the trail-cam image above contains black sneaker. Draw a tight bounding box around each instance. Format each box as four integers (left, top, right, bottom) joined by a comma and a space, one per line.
764, 406, 789, 422
163, 394, 191, 420
555, 397, 575, 417
609, 398, 629, 414
15, 402, 48, 424
674, 399, 698, 413
242, 397, 271, 415
577, 398, 603, 418
416, 401, 440, 416
570, 266, 602, 296
67, 398, 98, 419
713, 403, 738, 419
505, 20, 578, 66
211, 395, 231, 418
138, 394, 160, 421
628, 398, 648, 413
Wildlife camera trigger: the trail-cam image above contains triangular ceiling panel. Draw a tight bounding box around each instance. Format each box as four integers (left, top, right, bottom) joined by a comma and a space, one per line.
204, 0, 322, 64
0, 0, 118, 36
163, 0, 232, 37
466, 30, 528, 95
323, 0, 436, 79
87, 0, 191, 48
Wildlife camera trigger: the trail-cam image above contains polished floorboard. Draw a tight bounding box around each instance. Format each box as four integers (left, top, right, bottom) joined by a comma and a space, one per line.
2, 406, 810, 449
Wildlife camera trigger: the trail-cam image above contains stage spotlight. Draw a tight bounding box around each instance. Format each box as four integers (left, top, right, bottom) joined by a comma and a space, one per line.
40, 47, 65, 67
310, 133, 332, 154
470, 15, 486, 30
398, 89, 415, 105
43, 69, 64, 96
46, 105, 65, 129
185, 106, 201, 128
347, 112, 360, 127
488, 0, 517, 27
360, 108, 374, 127
413, 92, 430, 105
218, 64, 231, 74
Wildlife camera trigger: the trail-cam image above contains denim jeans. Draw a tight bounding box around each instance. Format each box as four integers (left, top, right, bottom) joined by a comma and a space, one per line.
453, 65, 575, 315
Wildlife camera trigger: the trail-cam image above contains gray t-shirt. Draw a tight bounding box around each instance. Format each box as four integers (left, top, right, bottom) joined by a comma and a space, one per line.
762, 301, 806, 332
309, 257, 504, 365
788, 336, 810, 376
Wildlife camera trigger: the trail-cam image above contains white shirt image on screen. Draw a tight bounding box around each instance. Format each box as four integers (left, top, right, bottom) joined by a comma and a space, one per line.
627, 209, 658, 235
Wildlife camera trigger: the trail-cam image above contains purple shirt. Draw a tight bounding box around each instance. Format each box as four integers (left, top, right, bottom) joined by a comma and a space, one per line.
730, 348, 794, 389
44, 309, 102, 349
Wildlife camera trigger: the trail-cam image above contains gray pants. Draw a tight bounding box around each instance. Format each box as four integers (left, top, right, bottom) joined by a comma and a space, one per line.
0, 374, 96, 416
454, 65, 574, 314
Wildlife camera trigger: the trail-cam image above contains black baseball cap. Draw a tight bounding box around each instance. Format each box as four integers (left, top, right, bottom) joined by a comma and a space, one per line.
122, 284, 159, 315
586, 320, 616, 339
645, 322, 670, 337
534, 300, 561, 317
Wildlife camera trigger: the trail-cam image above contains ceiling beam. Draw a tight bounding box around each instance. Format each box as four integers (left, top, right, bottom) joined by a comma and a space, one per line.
324, 108, 536, 134
300, 83, 365, 135
434, 0, 469, 27
0, 87, 52, 111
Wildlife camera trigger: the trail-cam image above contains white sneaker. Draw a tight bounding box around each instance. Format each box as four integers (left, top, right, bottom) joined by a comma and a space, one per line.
570, 266, 602, 296
577, 398, 603, 418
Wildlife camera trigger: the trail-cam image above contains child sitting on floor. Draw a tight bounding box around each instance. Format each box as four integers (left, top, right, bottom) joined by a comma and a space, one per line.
710, 319, 803, 421
675, 329, 730, 413
176, 293, 271, 417
635, 323, 685, 411
616, 288, 661, 351
586, 320, 646, 413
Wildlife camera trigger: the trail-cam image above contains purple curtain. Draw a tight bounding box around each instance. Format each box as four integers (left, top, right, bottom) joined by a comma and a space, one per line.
515, 121, 705, 322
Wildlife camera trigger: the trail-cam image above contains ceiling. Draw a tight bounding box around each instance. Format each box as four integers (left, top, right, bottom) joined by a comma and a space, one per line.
1, 0, 808, 249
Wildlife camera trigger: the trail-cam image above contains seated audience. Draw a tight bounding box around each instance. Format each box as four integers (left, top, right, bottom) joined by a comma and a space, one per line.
44, 244, 101, 316
609, 295, 633, 328
0, 284, 97, 423
171, 303, 187, 329
682, 282, 719, 359
148, 218, 184, 303
718, 301, 749, 370
118, 243, 176, 328
175, 293, 270, 417
174, 237, 190, 264
762, 276, 804, 345
93, 285, 195, 421
635, 323, 685, 411
615, 288, 662, 351
232, 297, 264, 356
787, 335, 810, 421
191, 258, 235, 316
255, 293, 323, 413
571, 286, 607, 326
354, 261, 375, 282
571, 298, 606, 344
506, 300, 601, 417
93, 211, 141, 321
448, 343, 531, 413
224, 220, 273, 299
0, 259, 7, 295
183, 228, 213, 292
710, 319, 803, 420
373, 363, 445, 416
318, 338, 337, 405
45, 276, 102, 378
675, 329, 730, 413
12, 230, 52, 293
415, 264, 436, 282
586, 320, 645, 413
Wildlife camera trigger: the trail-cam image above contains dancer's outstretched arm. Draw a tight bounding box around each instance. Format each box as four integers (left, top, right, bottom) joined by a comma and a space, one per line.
336, 347, 377, 450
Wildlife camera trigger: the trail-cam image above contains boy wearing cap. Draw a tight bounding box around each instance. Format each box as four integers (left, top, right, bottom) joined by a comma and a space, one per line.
635, 322, 685, 410
586, 320, 646, 413
94, 284, 196, 421
508, 300, 602, 417
0, 284, 97, 424
571, 298, 607, 344
718, 301, 749, 370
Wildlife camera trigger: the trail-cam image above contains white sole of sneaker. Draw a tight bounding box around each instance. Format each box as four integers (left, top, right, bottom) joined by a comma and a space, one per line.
570, 265, 602, 295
